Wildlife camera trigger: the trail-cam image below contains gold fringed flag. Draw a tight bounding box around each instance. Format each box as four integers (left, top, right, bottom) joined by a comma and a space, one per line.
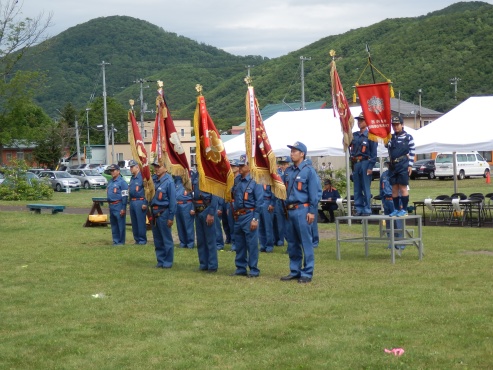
128, 104, 155, 202
245, 82, 286, 200
356, 82, 392, 144
193, 84, 234, 201
329, 52, 354, 152
152, 81, 192, 191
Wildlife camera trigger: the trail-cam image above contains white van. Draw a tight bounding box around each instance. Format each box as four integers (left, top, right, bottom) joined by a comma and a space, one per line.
117, 160, 132, 169
435, 151, 490, 180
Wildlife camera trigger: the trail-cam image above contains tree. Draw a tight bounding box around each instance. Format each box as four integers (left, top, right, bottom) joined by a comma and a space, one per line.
0, 0, 53, 164
33, 119, 64, 169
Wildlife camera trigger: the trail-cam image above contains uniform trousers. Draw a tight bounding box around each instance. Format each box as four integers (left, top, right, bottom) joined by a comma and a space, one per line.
129, 200, 147, 244
109, 203, 126, 245
285, 206, 315, 279
152, 209, 174, 268
353, 160, 372, 214
175, 202, 195, 248
273, 200, 286, 246
233, 212, 260, 276
259, 202, 274, 252
195, 209, 218, 270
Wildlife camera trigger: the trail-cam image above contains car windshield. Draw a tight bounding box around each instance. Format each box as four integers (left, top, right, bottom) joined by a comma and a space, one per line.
435, 154, 453, 164
57, 172, 72, 178
84, 170, 100, 176
120, 169, 131, 176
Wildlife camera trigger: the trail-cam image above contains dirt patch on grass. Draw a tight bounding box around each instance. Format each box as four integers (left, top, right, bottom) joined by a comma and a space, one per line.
462, 250, 493, 256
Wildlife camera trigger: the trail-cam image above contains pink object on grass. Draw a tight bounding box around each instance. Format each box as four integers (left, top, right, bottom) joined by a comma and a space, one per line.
384, 348, 405, 356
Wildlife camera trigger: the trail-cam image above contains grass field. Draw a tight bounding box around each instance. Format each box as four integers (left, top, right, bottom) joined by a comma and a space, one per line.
1, 179, 492, 369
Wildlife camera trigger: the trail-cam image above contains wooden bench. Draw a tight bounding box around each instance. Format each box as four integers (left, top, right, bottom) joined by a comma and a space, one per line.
27, 204, 66, 214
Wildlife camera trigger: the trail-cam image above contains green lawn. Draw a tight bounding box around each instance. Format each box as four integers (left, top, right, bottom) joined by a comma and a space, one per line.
1, 195, 492, 369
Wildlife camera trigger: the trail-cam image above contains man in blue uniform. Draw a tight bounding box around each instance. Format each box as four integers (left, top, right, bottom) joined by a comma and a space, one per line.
281, 142, 321, 283
231, 154, 263, 278
387, 115, 415, 217
350, 112, 377, 216
380, 161, 404, 249
273, 156, 290, 247
174, 175, 195, 249
128, 160, 148, 245
259, 183, 275, 253
106, 164, 128, 245
150, 160, 177, 268
192, 171, 219, 273
319, 179, 341, 223
227, 159, 240, 252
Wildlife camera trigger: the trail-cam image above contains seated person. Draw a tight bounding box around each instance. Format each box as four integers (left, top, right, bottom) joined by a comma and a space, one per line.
318, 179, 340, 223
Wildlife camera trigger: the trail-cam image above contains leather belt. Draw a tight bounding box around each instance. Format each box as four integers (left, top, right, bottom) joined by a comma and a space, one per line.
152, 205, 168, 210
385, 197, 393, 201
392, 155, 407, 163
177, 200, 192, 204
234, 208, 254, 217
286, 203, 309, 210
131, 197, 144, 201
351, 156, 368, 163
110, 200, 121, 205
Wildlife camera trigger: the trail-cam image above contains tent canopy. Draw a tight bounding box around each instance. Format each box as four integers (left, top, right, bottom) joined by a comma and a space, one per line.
412, 96, 493, 153
224, 107, 416, 159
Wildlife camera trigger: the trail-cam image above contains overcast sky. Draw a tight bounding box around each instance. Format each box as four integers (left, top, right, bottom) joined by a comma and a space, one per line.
20, 0, 493, 58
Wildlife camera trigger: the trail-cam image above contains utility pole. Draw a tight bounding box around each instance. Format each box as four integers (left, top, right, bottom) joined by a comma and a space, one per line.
134, 78, 155, 137
75, 117, 81, 166
300, 56, 311, 110
85, 108, 91, 163
100, 61, 110, 164
450, 77, 460, 101
418, 89, 422, 128
245, 65, 254, 77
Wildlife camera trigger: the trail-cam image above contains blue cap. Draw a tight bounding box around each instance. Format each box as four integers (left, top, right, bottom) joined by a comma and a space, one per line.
151, 158, 161, 166
229, 159, 239, 167
128, 159, 138, 167
287, 141, 307, 154
107, 164, 120, 170
277, 156, 289, 163
238, 153, 247, 165
391, 115, 403, 124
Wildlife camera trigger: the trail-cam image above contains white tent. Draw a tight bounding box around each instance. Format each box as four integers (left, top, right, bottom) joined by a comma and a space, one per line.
224, 107, 402, 159
412, 96, 493, 153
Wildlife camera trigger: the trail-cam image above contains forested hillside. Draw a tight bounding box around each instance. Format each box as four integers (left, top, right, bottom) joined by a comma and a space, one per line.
19, 1, 493, 131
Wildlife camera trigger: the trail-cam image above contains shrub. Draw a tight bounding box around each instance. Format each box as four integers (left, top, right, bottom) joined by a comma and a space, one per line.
0, 160, 53, 200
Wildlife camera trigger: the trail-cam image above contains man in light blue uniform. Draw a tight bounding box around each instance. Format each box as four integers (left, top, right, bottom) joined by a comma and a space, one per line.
231, 154, 263, 278
128, 160, 148, 245
106, 164, 128, 245
150, 160, 177, 268
281, 142, 321, 283
259, 183, 275, 253
273, 156, 290, 246
350, 112, 377, 216
380, 161, 404, 249
192, 171, 219, 273
174, 175, 195, 249
305, 157, 322, 248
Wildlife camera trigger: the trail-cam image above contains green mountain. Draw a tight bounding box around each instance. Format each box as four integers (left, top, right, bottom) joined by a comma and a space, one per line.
20, 1, 493, 131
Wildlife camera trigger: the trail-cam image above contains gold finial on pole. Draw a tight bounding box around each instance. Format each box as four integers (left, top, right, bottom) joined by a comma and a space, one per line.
129, 99, 135, 110
195, 84, 203, 96
329, 49, 336, 61
244, 76, 252, 87
157, 80, 164, 88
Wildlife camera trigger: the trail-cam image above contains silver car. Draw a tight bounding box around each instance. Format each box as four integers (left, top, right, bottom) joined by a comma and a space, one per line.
68, 169, 108, 189
38, 171, 82, 192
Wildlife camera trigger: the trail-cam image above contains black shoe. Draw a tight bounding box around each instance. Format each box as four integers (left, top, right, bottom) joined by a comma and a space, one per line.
206, 269, 217, 273
280, 274, 300, 281
229, 272, 248, 276
247, 274, 259, 278
298, 276, 312, 284
260, 249, 267, 253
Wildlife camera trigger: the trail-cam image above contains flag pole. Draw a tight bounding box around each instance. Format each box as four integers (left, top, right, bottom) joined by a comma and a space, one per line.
366, 43, 376, 84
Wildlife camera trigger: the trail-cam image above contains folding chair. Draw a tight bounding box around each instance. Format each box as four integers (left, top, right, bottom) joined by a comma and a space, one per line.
483, 193, 493, 223
447, 198, 466, 226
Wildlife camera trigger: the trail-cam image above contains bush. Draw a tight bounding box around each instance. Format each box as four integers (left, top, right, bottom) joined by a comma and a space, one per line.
0, 160, 53, 201
318, 168, 347, 196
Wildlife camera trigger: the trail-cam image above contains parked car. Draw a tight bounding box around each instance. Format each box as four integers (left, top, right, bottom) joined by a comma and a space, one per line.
68, 169, 108, 189
411, 159, 436, 179
27, 168, 48, 176
102, 168, 132, 184
435, 151, 490, 180
0, 172, 4, 184
0, 171, 40, 187
38, 170, 82, 191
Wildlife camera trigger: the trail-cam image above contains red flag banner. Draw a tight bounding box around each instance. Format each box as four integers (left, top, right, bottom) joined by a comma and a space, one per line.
128, 109, 155, 202
356, 82, 392, 144
194, 94, 234, 201
245, 86, 286, 199
330, 60, 354, 151
153, 86, 192, 191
